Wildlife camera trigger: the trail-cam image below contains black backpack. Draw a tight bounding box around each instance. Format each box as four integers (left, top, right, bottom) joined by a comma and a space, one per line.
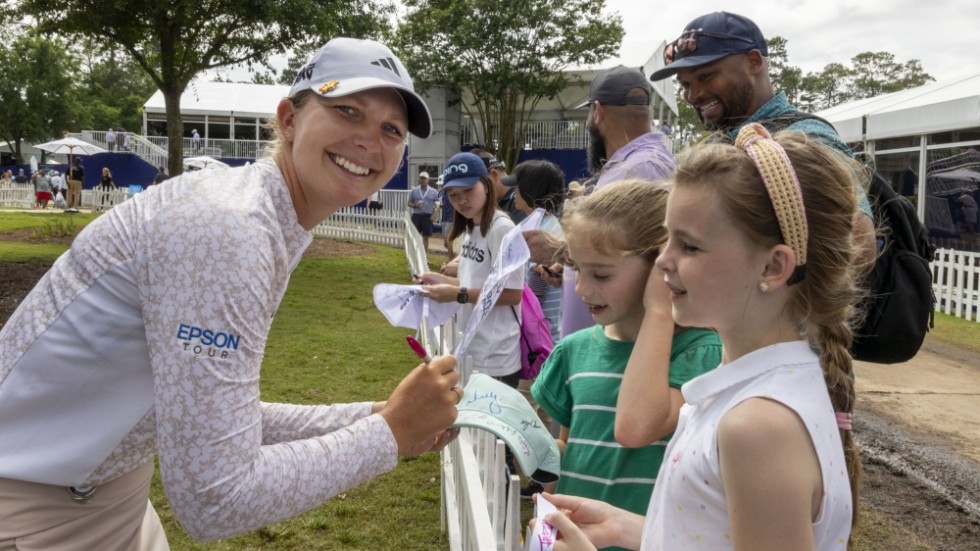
757, 113, 936, 363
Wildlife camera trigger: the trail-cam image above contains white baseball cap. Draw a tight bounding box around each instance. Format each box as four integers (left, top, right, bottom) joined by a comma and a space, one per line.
289, 37, 432, 139
419, 171, 430, 179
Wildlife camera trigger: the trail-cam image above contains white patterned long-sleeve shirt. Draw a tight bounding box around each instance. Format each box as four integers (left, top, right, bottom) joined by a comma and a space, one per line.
0, 159, 398, 540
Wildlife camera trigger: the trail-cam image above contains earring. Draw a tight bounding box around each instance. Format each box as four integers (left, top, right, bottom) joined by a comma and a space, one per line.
759, 282, 770, 292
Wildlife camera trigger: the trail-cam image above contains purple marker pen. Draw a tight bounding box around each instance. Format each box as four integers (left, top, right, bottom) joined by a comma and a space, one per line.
406, 336, 432, 363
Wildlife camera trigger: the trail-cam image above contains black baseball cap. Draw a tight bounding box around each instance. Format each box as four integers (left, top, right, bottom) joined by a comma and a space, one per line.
575, 65, 651, 109
650, 12, 768, 81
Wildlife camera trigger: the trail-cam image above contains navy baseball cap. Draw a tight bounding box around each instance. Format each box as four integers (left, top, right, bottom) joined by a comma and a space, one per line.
289, 37, 433, 138
649, 12, 768, 81
442, 152, 488, 189
575, 65, 651, 109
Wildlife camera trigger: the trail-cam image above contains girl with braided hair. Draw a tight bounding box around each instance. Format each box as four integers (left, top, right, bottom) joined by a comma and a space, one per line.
532, 123, 865, 551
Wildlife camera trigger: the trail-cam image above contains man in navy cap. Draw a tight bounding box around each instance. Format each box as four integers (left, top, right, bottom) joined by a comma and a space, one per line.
651, 12, 850, 150
650, 11, 874, 261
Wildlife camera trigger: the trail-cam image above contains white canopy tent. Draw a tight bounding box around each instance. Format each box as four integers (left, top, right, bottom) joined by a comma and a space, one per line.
143, 81, 287, 120
818, 72, 980, 143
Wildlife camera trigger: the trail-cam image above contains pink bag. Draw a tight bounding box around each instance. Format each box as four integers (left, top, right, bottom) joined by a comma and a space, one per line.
511, 285, 554, 380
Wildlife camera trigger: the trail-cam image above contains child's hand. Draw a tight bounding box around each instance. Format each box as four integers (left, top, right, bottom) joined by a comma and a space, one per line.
532, 493, 623, 550
416, 272, 450, 285
643, 264, 672, 316
421, 283, 459, 303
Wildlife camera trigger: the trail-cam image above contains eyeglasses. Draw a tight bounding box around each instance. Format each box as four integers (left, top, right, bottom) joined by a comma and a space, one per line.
663, 30, 756, 65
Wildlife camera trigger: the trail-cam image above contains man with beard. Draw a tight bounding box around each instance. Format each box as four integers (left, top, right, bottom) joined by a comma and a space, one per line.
524, 65, 675, 338
648, 10, 875, 266
583, 65, 675, 189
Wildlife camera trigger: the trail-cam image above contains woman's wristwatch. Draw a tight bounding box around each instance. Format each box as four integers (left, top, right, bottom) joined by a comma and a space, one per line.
456, 287, 469, 304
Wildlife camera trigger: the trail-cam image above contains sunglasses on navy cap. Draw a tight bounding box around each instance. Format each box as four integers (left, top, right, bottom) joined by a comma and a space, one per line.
663, 30, 756, 65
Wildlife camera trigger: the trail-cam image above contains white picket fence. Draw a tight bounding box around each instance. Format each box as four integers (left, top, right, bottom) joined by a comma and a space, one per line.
422, 321, 525, 551
0, 184, 34, 208
932, 248, 980, 322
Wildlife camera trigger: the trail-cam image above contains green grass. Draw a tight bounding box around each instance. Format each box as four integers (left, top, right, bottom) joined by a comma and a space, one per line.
930, 310, 980, 355
0, 210, 99, 233
0, 211, 98, 260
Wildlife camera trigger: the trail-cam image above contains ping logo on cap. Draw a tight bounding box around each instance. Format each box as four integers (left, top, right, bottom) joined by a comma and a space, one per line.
444, 162, 470, 176
371, 57, 401, 77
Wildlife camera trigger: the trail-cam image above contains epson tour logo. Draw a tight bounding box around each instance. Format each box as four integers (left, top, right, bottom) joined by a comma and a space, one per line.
176, 323, 241, 358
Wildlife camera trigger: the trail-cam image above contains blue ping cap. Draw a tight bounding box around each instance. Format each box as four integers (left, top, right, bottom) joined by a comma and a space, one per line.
452, 374, 561, 484
650, 12, 768, 81
442, 152, 488, 189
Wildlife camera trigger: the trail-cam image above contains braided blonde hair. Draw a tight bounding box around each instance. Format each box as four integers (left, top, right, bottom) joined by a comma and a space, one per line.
674, 129, 866, 530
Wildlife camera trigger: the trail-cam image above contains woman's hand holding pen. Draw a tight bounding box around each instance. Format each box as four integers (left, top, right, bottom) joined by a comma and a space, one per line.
380, 354, 460, 456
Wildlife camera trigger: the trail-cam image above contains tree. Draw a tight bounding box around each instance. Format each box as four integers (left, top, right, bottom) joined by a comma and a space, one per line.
394, 0, 623, 169
766, 36, 803, 106
799, 63, 854, 112
72, 43, 158, 134
846, 51, 933, 100
0, 32, 77, 163
18, 0, 391, 176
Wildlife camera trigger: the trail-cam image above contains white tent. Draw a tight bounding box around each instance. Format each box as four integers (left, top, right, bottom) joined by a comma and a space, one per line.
817, 72, 980, 143
143, 81, 288, 120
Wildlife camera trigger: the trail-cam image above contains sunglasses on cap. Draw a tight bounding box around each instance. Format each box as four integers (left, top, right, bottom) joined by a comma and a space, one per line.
663, 30, 756, 65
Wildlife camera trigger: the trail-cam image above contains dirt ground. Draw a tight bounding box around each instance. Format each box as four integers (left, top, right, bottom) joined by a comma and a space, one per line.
2, 233, 979, 549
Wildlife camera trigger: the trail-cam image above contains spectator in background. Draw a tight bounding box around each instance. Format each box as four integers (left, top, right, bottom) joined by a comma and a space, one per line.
153, 165, 169, 185
50, 170, 66, 202
97, 167, 116, 208
117, 127, 128, 151
505, 159, 566, 341
0, 171, 11, 187
407, 171, 439, 251
66, 159, 84, 208
15, 169, 28, 184
32, 169, 52, 209
105, 127, 116, 151
192, 128, 201, 152
525, 65, 675, 339
437, 177, 458, 260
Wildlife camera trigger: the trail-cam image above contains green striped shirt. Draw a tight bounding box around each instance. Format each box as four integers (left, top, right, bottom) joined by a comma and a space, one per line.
531, 325, 721, 519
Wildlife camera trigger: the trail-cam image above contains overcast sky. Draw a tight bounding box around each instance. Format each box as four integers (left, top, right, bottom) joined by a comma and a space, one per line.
215, 0, 976, 86
607, 0, 978, 82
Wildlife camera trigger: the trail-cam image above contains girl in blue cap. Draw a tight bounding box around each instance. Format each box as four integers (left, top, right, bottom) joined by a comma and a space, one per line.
417, 151, 524, 388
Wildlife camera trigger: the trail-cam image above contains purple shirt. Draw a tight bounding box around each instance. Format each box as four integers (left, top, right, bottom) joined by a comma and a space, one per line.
561, 133, 675, 338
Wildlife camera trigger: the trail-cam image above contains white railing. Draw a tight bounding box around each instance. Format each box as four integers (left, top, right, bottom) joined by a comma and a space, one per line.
144, 136, 272, 159
933, 248, 980, 322
80, 188, 133, 212
0, 184, 35, 209
424, 320, 524, 551
312, 190, 411, 246
81, 131, 168, 169
462, 119, 588, 150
